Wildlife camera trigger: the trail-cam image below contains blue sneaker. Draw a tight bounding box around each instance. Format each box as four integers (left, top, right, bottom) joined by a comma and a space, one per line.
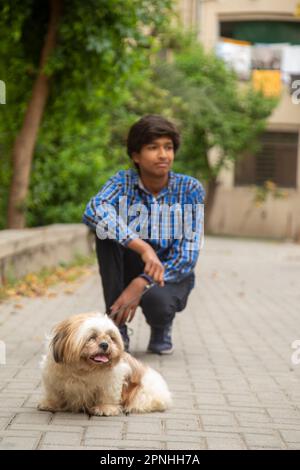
119, 324, 130, 352
147, 324, 174, 355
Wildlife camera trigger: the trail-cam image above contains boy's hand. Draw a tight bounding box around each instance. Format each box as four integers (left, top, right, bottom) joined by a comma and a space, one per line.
140, 247, 164, 286
109, 277, 148, 326
127, 239, 165, 287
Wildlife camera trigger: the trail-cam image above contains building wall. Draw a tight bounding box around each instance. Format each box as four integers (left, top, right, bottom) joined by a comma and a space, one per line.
189, 0, 300, 49
178, 0, 300, 240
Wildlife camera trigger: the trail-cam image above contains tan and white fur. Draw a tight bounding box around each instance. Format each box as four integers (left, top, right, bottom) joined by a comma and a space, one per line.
38, 312, 172, 416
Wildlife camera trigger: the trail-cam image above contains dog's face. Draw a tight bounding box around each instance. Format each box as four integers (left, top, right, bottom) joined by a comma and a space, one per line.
51, 313, 124, 368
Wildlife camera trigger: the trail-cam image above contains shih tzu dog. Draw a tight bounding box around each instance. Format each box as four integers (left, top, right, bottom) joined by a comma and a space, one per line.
38, 312, 172, 416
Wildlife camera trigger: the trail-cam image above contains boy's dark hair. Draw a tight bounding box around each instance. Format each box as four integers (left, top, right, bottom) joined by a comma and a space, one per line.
127, 115, 180, 169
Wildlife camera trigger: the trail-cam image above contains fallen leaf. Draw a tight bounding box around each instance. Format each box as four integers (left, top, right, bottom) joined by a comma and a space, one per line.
64, 289, 74, 295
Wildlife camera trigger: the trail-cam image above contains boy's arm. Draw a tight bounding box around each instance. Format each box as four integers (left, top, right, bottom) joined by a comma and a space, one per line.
127, 238, 164, 286
82, 173, 139, 247
83, 174, 164, 285
82, 175, 120, 231
162, 181, 205, 283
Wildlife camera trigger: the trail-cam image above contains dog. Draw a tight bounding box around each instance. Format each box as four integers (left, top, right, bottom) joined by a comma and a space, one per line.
38, 312, 172, 416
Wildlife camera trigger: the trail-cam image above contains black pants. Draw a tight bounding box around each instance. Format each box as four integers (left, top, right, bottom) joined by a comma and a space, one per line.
95, 236, 194, 329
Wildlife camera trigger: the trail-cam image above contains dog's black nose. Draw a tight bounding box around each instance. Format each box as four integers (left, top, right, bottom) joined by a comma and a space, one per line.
99, 342, 108, 351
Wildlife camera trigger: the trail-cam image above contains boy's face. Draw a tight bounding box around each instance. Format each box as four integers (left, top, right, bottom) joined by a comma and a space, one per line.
132, 136, 174, 177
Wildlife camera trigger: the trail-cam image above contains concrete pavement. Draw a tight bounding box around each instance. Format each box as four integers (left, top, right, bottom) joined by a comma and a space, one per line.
0, 236, 300, 450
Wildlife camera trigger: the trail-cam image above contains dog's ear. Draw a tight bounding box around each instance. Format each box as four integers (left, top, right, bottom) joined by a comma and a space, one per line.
51, 330, 67, 363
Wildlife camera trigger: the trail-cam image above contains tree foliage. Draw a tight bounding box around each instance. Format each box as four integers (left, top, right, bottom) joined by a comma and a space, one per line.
0, 5, 276, 229
153, 31, 277, 181
0, 0, 173, 228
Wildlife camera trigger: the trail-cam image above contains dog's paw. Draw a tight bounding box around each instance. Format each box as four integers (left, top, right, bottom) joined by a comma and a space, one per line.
37, 401, 57, 412
90, 404, 122, 416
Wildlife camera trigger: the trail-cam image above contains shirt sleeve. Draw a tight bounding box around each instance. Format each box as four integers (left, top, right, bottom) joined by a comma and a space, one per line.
82, 173, 139, 247
162, 181, 205, 283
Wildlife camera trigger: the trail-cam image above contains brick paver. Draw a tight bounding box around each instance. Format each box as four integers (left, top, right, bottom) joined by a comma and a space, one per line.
0, 236, 300, 450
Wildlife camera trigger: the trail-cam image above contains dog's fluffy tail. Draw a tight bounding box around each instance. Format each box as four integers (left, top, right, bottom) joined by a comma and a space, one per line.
122, 353, 172, 413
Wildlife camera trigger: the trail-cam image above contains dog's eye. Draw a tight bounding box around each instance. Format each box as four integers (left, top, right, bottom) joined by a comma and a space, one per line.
88, 334, 97, 341
109, 334, 118, 343
107, 330, 117, 342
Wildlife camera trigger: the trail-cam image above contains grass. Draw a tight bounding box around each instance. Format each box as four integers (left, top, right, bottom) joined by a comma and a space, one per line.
0, 253, 96, 303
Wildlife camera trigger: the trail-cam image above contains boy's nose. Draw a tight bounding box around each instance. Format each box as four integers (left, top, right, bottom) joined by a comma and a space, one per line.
158, 147, 167, 158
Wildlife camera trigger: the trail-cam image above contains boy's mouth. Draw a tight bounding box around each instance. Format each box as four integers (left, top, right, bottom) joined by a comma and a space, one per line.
156, 162, 169, 167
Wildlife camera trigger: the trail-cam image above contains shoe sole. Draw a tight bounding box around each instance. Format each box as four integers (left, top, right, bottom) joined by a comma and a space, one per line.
147, 347, 174, 355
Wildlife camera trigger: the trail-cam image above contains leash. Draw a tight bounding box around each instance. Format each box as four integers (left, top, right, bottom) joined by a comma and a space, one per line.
107, 282, 156, 321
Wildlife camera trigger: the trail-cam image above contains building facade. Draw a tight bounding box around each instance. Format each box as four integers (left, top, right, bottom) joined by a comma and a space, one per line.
178, 0, 300, 240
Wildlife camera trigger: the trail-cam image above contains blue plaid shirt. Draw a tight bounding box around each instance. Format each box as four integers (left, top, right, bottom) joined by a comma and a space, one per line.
82, 169, 205, 283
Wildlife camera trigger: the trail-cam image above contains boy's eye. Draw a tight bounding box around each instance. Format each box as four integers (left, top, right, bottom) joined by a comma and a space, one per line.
148, 144, 173, 150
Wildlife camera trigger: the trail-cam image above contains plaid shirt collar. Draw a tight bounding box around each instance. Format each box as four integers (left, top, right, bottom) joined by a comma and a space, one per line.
132, 169, 177, 197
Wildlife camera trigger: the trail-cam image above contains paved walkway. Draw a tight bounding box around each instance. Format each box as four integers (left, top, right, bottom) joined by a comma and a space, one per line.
0, 236, 300, 450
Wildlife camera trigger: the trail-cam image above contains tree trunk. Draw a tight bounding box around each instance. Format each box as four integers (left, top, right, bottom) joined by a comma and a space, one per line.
202, 149, 220, 234
7, 0, 62, 229
204, 176, 219, 234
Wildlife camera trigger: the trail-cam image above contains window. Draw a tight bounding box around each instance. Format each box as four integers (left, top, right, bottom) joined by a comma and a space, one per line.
235, 132, 299, 188
220, 20, 300, 45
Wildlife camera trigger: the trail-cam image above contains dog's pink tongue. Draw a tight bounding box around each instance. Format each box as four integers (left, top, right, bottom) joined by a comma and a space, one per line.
93, 354, 109, 363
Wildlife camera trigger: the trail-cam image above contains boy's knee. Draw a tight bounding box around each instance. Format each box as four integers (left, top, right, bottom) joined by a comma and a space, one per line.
141, 287, 174, 311
140, 287, 176, 328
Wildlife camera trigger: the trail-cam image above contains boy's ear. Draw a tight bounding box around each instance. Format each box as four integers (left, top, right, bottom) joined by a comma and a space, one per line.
132, 152, 140, 164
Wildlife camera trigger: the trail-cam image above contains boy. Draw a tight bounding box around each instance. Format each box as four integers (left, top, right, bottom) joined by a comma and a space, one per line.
83, 114, 205, 354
